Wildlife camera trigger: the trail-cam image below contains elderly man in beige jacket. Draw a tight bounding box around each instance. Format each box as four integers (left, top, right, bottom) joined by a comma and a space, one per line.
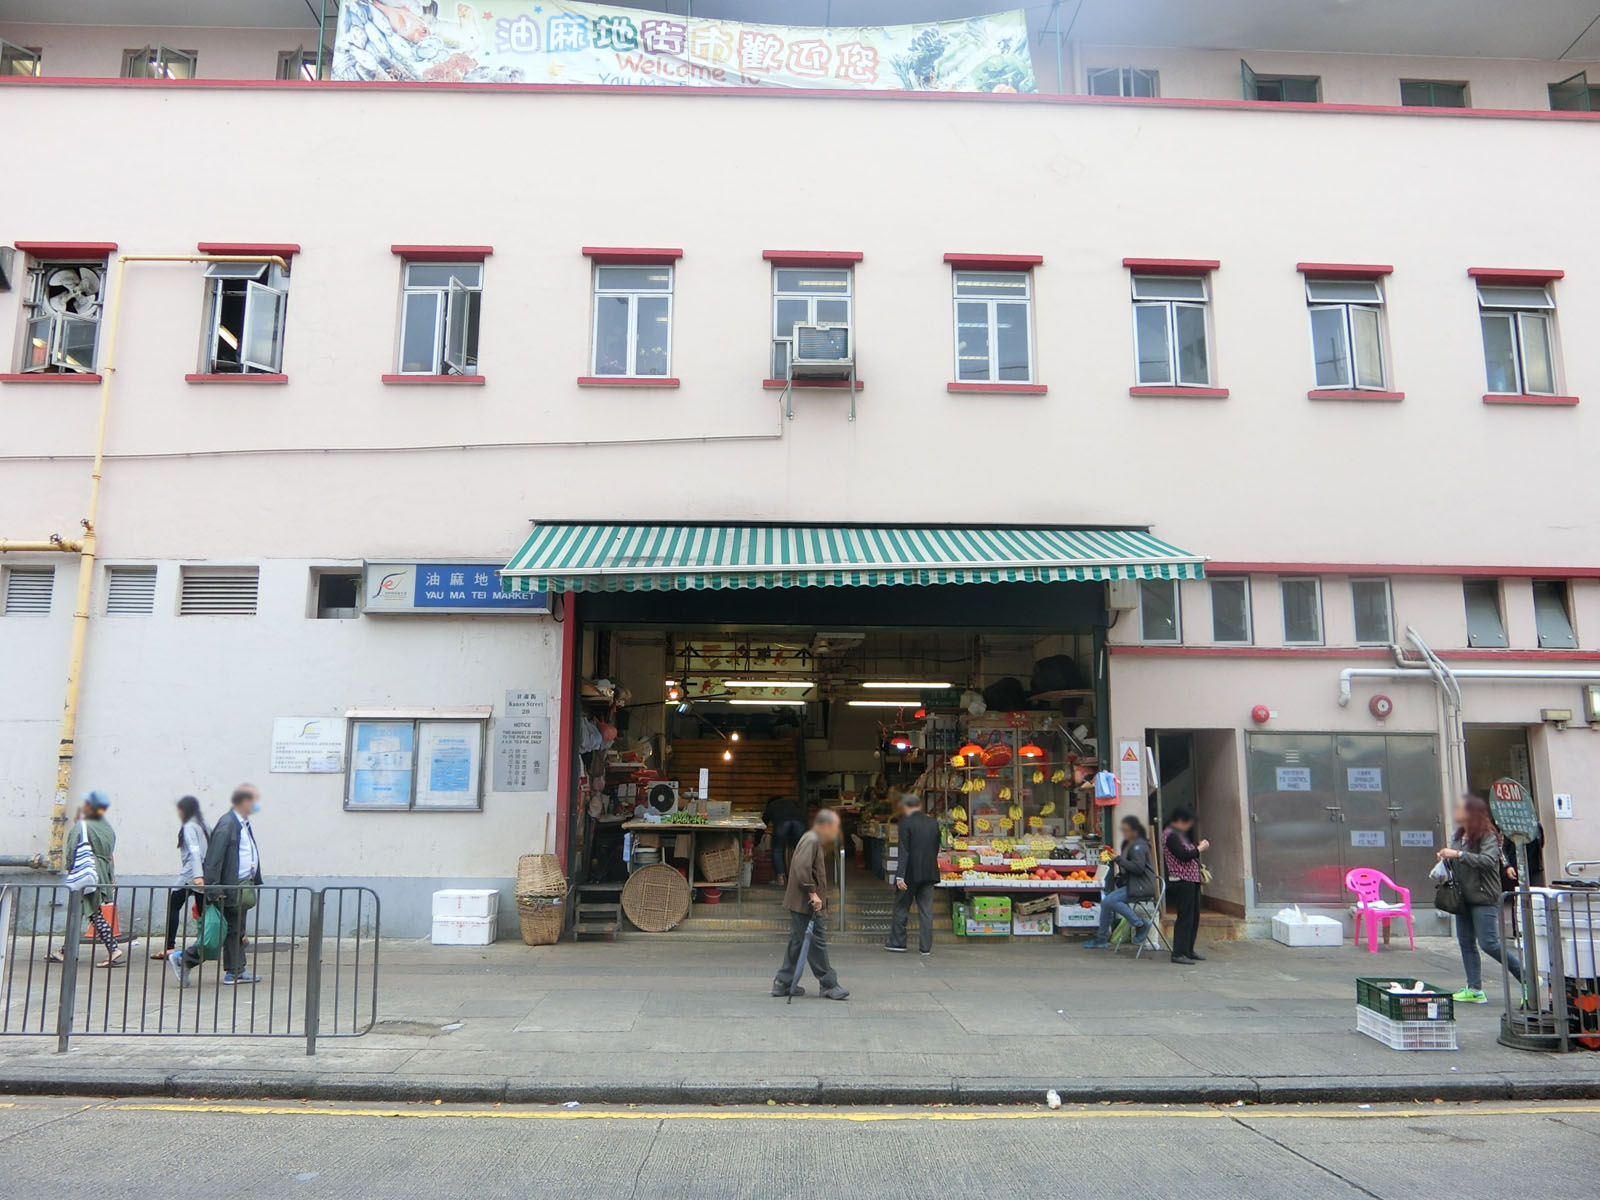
771, 809, 849, 1000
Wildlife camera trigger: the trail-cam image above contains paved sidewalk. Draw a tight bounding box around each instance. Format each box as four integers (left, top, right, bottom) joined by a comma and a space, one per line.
2, 934, 1595, 1104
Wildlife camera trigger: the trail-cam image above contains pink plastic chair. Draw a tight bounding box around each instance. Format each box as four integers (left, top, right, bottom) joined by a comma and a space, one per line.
1345, 868, 1414, 953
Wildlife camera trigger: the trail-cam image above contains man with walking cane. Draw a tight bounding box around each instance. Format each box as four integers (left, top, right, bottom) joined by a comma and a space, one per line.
771, 809, 849, 1000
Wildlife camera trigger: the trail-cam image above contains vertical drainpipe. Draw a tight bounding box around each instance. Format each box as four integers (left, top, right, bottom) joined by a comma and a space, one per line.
554, 592, 579, 867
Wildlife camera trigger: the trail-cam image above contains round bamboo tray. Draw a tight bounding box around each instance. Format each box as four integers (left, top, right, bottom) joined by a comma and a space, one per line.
621, 864, 692, 933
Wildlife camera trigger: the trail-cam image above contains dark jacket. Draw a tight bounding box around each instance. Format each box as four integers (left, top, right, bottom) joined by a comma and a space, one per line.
1114, 836, 1158, 901
895, 810, 941, 888
204, 810, 262, 900
764, 797, 805, 829
64, 816, 116, 905
1451, 827, 1503, 907
783, 830, 830, 915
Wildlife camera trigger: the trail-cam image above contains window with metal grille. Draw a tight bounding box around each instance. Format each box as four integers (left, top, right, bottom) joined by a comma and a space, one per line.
105, 566, 157, 615
178, 568, 259, 615
4, 567, 54, 615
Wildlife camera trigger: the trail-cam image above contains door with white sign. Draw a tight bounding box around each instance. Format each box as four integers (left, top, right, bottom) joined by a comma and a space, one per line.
1337, 735, 1392, 877
1384, 734, 1442, 896
1246, 734, 1342, 903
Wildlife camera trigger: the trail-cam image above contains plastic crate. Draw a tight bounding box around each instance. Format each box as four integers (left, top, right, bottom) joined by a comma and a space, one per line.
1356, 1006, 1458, 1051
1356, 977, 1454, 1022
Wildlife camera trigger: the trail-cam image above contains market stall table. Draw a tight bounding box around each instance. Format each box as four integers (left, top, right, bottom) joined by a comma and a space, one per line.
622, 817, 766, 919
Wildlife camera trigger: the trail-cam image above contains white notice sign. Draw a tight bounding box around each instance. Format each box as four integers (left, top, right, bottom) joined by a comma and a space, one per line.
1117, 739, 1143, 799
1350, 830, 1387, 848
269, 717, 346, 773
494, 689, 549, 792
1400, 830, 1435, 847
1346, 767, 1384, 792
1276, 767, 1312, 792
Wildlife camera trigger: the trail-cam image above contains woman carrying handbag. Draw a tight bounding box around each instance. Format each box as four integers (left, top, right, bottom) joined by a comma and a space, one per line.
1437, 793, 1522, 1005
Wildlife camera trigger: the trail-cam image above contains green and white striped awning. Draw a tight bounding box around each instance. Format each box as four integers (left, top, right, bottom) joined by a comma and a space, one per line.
501, 523, 1204, 594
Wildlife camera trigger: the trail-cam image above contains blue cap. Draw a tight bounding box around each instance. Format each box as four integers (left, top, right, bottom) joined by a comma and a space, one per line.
81, 789, 111, 809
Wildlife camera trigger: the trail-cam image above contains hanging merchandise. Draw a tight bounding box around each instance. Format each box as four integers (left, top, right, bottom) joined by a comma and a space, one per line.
1032, 769, 1045, 784
1094, 770, 1119, 806
982, 742, 1012, 768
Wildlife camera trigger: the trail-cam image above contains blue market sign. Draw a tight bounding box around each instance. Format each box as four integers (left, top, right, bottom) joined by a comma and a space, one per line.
364, 563, 549, 614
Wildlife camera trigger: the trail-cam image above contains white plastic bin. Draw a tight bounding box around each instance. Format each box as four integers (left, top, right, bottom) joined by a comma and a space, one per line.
432, 916, 496, 946
433, 889, 500, 920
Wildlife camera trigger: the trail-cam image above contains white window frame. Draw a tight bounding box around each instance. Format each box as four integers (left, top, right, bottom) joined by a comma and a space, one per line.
122, 45, 196, 78
203, 261, 289, 374
1208, 577, 1253, 645
1138, 578, 1182, 644
1130, 275, 1212, 387
1086, 66, 1158, 97
951, 269, 1034, 384
590, 264, 674, 378
1280, 577, 1324, 646
19, 258, 105, 375
1305, 279, 1387, 391
397, 261, 483, 376
772, 267, 852, 379
1477, 284, 1558, 396
345, 716, 487, 812
1350, 577, 1394, 646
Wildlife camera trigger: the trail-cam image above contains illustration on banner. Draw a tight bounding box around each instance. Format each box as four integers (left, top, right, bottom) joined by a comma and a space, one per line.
333, 1, 1036, 93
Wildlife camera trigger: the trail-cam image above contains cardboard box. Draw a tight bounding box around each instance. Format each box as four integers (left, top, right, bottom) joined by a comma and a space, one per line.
964, 919, 1010, 937
673, 833, 693, 858
633, 833, 660, 849
1013, 912, 1054, 936
970, 895, 1012, 921
1057, 903, 1101, 927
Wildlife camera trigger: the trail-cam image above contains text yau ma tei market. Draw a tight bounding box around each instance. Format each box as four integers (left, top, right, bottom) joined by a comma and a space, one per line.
497, 522, 1202, 941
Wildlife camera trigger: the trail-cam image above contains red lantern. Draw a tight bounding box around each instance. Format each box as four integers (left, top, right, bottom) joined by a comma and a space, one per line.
957, 742, 985, 760
1018, 743, 1044, 760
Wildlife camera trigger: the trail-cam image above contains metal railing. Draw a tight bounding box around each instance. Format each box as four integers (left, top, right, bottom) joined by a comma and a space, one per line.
1498, 878, 1600, 1053
0, 883, 378, 1055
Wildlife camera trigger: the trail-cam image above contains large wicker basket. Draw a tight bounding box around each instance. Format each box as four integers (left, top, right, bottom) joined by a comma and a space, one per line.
696, 834, 740, 884
517, 853, 568, 899
517, 896, 565, 946
621, 864, 692, 933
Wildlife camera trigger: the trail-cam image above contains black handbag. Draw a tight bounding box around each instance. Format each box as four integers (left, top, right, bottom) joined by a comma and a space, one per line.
1434, 865, 1465, 915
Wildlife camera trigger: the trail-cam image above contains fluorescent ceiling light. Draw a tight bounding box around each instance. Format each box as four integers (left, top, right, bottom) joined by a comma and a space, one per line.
847, 699, 923, 708
727, 698, 808, 707
724, 679, 813, 688
861, 681, 950, 689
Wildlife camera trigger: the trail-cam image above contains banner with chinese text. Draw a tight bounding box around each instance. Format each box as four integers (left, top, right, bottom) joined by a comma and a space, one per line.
334, 1, 1036, 93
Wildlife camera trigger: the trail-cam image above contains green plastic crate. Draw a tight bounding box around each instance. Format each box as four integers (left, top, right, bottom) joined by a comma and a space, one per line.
1356, 977, 1454, 1023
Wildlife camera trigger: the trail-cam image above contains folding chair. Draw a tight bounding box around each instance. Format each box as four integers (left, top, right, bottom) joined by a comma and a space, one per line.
1111, 878, 1170, 959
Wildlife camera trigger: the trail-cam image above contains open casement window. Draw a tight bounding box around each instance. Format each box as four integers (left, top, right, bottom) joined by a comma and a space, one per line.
204, 261, 289, 373
592, 265, 673, 377
1, 39, 42, 76
1463, 579, 1507, 648
1131, 275, 1211, 387
1549, 71, 1593, 111
1306, 279, 1386, 390
952, 271, 1033, 383
1532, 581, 1578, 649
1242, 60, 1319, 102
277, 47, 330, 81
1086, 67, 1158, 97
20, 260, 104, 374
123, 45, 196, 78
772, 267, 851, 379
1477, 284, 1557, 395
399, 262, 482, 375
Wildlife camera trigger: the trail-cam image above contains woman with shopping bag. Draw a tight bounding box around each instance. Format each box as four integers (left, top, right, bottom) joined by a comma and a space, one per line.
1437, 793, 1523, 1005
53, 790, 124, 968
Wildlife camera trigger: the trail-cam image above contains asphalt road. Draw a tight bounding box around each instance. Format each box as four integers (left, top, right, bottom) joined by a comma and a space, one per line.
3, 1096, 1598, 1198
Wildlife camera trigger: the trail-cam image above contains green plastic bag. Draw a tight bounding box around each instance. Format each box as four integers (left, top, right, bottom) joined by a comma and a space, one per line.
198, 905, 224, 962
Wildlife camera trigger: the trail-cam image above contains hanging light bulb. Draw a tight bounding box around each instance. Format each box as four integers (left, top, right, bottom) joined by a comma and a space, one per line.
722, 749, 733, 762
1019, 743, 1045, 760
730, 731, 741, 742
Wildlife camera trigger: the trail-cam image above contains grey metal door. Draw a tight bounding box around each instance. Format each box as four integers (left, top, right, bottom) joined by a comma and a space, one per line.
1383, 734, 1443, 897
1247, 734, 1343, 904
1337, 735, 1393, 877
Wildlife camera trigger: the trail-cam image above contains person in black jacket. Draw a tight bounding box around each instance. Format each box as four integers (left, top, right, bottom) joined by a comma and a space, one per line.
1085, 816, 1157, 949
1162, 805, 1209, 965
885, 793, 941, 955
764, 794, 807, 886
169, 784, 263, 987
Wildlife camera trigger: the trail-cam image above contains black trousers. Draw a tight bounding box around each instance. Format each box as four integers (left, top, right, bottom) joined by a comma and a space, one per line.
1168, 880, 1201, 959
163, 887, 202, 951
773, 909, 838, 991
888, 882, 935, 953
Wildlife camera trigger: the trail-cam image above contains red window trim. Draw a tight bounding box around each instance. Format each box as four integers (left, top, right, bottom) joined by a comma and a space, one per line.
1296, 262, 1393, 280
943, 253, 1043, 271
947, 382, 1049, 396
1468, 267, 1564, 287
1482, 393, 1579, 406
1206, 561, 1600, 579
1122, 257, 1218, 276
762, 250, 863, 268
1308, 389, 1405, 401
577, 376, 681, 387
1129, 386, 1229, 399
762, 379, 864, 391
184, 373, 288, 384
390, 245, 493, 262
14, 241, 117, 258
582, 247, 682, 265
196, 242, 300, 258
380, 374, 486, 385
0, 373, 102, 384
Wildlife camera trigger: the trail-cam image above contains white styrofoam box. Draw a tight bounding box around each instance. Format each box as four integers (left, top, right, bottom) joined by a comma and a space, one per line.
1273, 914, 1343, 947
433, 889, 500, 919
1057, 903, 1101, 927
432, 916, 496, 946
1534, 933, 1599, 979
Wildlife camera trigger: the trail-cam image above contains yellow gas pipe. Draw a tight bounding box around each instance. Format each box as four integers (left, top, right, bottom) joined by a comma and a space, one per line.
6, 254, 288, 869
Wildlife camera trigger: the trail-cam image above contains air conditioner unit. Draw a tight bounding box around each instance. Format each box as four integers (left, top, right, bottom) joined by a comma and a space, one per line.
1107, 580, 1140, 611
644, 781, 680, 816
789, 323, 853, 378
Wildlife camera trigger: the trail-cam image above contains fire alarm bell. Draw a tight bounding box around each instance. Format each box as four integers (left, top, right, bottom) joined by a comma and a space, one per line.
1250, 705, 1270, 724
1369, 694, 1393, 719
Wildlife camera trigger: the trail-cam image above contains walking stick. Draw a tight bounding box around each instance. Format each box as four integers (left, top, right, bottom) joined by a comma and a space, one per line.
788, 913, 818, 1005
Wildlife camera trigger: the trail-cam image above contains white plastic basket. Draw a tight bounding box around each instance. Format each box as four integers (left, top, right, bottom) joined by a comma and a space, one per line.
1356, 1005, 1458, 1051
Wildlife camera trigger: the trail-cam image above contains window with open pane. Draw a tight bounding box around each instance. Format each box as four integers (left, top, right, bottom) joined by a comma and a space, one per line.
1306, 279, 1386, 390
1478, 284, 1556, 395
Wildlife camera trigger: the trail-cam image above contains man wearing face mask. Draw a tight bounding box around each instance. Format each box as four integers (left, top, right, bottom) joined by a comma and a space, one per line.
169, 783, 263, 986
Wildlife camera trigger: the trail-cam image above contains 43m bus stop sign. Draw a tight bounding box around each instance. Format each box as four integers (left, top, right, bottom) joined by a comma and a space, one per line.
1490, 778, 1539, 844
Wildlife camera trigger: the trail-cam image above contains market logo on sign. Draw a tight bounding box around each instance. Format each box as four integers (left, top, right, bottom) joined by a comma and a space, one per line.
372, 570, 408, 600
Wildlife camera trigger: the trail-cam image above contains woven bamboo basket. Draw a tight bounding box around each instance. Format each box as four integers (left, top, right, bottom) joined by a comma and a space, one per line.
621, 864, 692, 933
517, 853, 568, 899
517, 897, 565, 946
696, 835, 740, 884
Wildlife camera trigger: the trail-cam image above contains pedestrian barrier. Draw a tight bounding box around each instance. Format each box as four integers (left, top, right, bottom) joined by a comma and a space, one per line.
1497, 877, 1600, 1053
0, 883, 378, 1055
